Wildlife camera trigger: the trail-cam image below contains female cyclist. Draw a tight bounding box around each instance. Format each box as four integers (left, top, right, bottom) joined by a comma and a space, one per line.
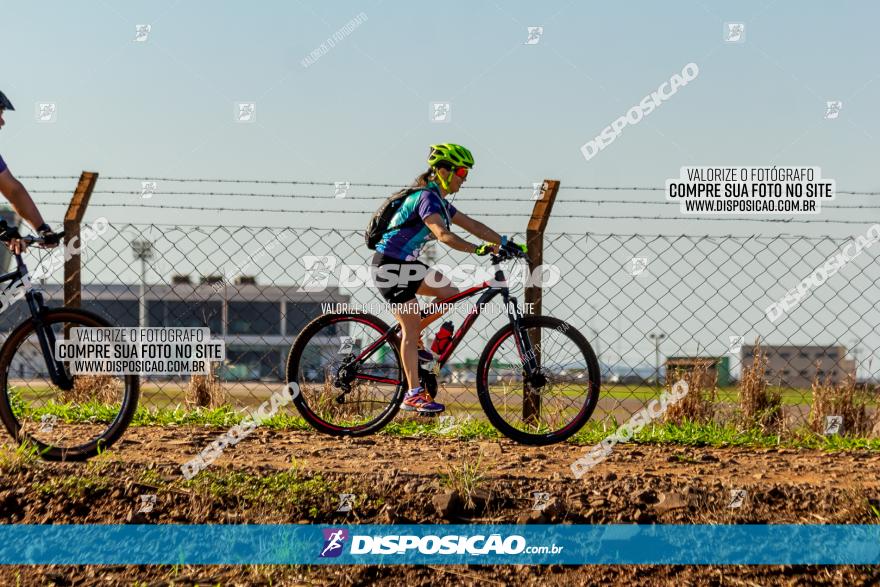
370, 143, 506, 414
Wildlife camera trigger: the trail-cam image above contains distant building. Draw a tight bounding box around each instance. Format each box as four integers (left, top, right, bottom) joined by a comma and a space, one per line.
665, 356, 730, 387
741, 345, 856, 388
0, 281, 349, 381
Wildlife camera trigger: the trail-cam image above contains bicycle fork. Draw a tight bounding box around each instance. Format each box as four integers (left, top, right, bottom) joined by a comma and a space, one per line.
25, 287, 74, 391
504, 294, 546, 423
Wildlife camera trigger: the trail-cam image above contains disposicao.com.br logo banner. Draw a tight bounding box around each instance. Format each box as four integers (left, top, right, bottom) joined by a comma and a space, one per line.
0, 525, 878, 565
319, 527, 562, 560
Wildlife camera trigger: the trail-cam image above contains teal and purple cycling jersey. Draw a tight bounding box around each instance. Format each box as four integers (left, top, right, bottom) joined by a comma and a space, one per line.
374, 182, 457, 261
0, 154, 6, 174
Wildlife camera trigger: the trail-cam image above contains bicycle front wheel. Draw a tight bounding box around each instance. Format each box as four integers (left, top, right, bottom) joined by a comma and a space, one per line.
477, 315, 600, 445
286, 312, 404, 436
0, 308, 140, 461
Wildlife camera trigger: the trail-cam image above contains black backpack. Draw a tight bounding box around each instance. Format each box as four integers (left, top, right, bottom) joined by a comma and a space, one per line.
365, 185, 440, 250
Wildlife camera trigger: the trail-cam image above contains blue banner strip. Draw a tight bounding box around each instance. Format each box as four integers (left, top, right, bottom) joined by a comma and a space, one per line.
0, 525, 878, 565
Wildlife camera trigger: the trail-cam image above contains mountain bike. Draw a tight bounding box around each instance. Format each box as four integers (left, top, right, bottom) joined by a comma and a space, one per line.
285, 240, 600, 445
0, 234, 140, 460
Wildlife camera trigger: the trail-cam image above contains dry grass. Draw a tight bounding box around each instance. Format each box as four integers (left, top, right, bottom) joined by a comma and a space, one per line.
808, 371, 871, 437
664, 360, 717, 424
186, 363, 223, 409
59, 375, 123, 405
738, 340, 783, 433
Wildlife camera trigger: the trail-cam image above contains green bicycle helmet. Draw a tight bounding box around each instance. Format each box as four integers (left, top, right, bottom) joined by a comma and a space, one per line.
427, 143, 474, 169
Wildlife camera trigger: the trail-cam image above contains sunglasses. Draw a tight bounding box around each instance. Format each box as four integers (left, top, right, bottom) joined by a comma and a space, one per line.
453, 167, 469, 179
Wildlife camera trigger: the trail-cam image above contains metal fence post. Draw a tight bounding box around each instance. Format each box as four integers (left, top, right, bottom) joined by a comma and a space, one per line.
523, 179, 559, 423
63, 172, 98, 308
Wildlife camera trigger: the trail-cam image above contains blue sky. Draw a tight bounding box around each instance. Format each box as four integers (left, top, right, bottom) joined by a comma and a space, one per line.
2, 1, 878, 371
1, 0, 877, 235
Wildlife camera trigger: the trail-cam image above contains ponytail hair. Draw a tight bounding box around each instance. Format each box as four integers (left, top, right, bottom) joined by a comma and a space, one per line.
411, 162, 452, 188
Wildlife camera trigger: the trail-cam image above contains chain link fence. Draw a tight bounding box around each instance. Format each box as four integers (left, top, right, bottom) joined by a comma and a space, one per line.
8, 217, 876, 431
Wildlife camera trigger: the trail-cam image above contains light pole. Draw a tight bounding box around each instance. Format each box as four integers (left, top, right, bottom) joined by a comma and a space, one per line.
131, 239, 154, 328
648, 333, 666, 388
850, 337, 862, 380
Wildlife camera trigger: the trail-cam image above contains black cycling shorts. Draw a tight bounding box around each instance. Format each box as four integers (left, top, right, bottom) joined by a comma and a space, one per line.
370, 252, 428, 304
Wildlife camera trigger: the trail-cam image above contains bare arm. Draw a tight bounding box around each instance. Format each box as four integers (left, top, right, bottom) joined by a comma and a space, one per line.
0, 169, 46, 230
423, 213, 480, 253
451, 210, 502, 244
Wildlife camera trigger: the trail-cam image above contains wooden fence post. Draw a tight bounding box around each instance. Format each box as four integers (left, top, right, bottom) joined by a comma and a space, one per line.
63, 172, 98, 308
522, 179, 559, 423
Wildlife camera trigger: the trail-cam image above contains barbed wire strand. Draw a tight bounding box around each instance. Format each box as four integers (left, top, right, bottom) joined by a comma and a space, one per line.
37, 201, 878, 224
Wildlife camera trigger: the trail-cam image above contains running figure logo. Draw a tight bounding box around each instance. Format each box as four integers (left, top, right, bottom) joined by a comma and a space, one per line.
320, 528, 349, 558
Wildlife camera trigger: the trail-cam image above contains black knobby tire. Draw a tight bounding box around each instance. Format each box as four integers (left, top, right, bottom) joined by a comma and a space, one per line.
476, 315, 600, 445
286, 312, 404, 437
0, 308, 140, 461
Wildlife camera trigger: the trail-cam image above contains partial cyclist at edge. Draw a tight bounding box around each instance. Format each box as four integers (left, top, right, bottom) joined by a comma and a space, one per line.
0, 91, 61, 251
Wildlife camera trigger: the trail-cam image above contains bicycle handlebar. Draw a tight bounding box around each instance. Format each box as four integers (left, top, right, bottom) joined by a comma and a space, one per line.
0, 232, 66, 246
490, 240, 529, 262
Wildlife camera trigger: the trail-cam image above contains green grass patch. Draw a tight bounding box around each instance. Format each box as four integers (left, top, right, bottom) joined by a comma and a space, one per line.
183, 467, 336, 518
8, 400, 880, 452
32, 472, 110, 498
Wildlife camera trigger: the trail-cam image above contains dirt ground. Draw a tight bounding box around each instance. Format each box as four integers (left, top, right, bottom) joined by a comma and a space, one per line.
1, 426, 879, 586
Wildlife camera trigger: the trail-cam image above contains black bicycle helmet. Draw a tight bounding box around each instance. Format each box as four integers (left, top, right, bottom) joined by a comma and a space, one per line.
0, 91, 14, 111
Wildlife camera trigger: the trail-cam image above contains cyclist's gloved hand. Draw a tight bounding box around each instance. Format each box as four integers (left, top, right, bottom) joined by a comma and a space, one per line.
37, 223, 61, 248
474, 242, 499, 256
0, 221, 24, 254
0, 220, 20, 242
501, 236, 528, 256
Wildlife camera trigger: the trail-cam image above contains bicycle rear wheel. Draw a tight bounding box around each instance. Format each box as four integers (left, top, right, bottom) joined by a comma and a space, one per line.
0, 308, 140, 461
286, 312, 404, 436
477, 315, 600, 445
